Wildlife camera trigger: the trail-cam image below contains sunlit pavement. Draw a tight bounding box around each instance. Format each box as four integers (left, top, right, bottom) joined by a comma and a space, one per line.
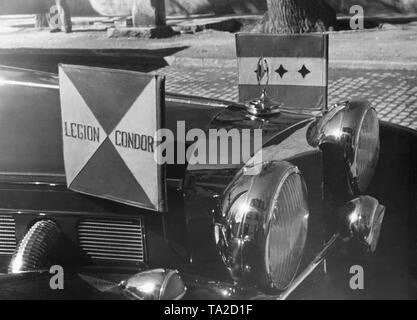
1, 15, 416, 130
159, 65, 417, 130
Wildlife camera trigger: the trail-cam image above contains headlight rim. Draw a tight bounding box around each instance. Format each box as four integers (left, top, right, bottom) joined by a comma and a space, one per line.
350, 107, 380, 194
264, 166, 309, 290
216, 161, 310, 291
312, 101, 380, 196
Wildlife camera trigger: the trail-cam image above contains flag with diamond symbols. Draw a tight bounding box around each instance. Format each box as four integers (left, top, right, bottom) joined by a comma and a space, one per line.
236, 33, 329, 110
59, 65, 166, 212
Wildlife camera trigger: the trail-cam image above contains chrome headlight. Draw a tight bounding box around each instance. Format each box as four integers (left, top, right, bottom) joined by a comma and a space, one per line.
215, 161, 309, 291
120, 269, 186, 300
338, 196, 385, 253
352, 108, 380, 193
310, 101, 380, 195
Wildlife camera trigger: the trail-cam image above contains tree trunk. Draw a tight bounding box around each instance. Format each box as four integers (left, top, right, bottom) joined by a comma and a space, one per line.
35, 14, 49, 28
250, 0, 337, 34
132, 0, 166, 27
55, 0, 72, 32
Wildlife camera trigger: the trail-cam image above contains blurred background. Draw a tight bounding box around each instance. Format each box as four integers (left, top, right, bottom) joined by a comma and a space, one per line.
0, 0, 416, 17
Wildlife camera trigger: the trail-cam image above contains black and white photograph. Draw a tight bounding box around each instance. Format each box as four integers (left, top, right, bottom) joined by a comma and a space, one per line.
0, 0, 416, 307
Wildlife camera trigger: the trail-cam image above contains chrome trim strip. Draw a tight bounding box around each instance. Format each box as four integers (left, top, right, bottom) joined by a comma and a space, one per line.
78, 228, 141, 235
82, 252, 144, 258
79, 221, 142, 228
79, 240, 142, 247
80, 244, 143, 252
89, 256, 144, 263
79, 236, 142, 243
166, 95, 230, 108
0, 79, 59, 90
0, 175, 182, 191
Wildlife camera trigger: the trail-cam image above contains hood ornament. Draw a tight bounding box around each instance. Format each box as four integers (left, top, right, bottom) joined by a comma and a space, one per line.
246, 57, 283, 116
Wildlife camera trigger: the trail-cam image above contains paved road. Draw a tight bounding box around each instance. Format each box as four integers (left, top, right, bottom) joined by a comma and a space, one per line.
1, 51, 415, 129
159, 65, 417, 130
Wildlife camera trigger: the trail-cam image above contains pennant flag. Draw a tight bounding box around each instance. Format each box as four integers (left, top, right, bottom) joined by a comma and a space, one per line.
236, 33, 329, 110
59, 65, 166, 212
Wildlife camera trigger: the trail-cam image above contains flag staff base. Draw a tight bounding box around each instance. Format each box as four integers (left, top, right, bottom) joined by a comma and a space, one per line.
246, 89, 283, 116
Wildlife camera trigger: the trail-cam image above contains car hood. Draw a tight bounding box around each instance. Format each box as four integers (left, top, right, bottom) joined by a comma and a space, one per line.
0, 271, 125, 300
0, 65, 314, 179
0, 270, 237, 300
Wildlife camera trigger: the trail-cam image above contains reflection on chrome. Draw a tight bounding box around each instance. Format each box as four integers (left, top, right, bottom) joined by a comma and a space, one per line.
120, 269, 186, 300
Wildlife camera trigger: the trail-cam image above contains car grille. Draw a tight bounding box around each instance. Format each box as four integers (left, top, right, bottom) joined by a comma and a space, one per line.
0, 214, 17, 255
78, 218, 145, 264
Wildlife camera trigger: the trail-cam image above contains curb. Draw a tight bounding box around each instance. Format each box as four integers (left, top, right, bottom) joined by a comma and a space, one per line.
1, 48, 416, 71
164, 56, 236, 69
329, 59, 417, 71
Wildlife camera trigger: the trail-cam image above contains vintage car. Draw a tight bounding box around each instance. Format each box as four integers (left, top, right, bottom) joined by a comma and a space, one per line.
0, 61, 416, 300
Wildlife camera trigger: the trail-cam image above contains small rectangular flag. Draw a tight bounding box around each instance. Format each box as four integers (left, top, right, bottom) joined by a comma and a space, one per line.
236, 33, 329, 110
59, 64, 167, 212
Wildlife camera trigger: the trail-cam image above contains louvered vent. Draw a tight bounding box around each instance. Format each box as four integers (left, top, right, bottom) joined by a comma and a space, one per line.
78, 218, 145, 264
0, 214, 17, 255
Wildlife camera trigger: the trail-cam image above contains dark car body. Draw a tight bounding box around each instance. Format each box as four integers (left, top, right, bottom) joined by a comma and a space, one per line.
0, 64, 416, 300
